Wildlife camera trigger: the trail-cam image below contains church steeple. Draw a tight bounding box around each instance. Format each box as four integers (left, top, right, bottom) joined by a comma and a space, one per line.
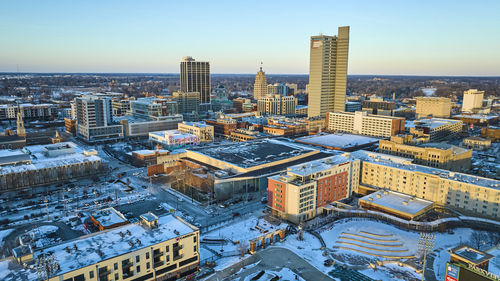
16, 105, 26, 137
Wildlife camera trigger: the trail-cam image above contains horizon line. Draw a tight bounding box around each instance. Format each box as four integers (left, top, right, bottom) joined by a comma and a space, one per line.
1, 72, 499, 78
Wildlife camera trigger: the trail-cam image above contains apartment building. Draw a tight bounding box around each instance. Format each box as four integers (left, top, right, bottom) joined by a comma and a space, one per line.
268, 155, 360, 224
406, 118, 463, 142
415, 97, 451, 118
75, 95, 124, 142
112, 97, 136, 117
257, 95, 297, 116
326, 111, 405, 138
30, 213, 199, 281
0, 103, 58, 120
130, 97, 178, 119
379, 139, 472, 172
352, 150, 500, 219
177, 121, 214, 142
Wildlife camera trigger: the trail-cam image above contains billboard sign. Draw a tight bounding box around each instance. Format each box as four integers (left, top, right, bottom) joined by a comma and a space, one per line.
446, 263, 459, 281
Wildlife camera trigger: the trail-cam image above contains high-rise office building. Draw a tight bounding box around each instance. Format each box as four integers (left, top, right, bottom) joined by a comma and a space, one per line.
180, 56, 210, 105
308, 26, 350, 117
253, 66, 268, 100
415, 97, 451, 118
257, 95, 297, 116
462, 89, 485, 113
75, 95, 123, 142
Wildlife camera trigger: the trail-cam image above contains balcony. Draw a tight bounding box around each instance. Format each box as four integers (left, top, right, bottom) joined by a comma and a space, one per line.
122, 260, 133, 268
173, 254, 184, 261
154, 261, 164, 268
153, 251, 163, 257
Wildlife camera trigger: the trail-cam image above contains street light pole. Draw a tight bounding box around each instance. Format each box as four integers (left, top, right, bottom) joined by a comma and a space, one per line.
418, 232, 435, 281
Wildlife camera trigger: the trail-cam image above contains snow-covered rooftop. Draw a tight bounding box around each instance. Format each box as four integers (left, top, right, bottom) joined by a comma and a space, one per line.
36, 214, 195, 277
287, 154, 351, 177
91, 207, 128, 228
295, 133, 379, 150
359, 190, 434, 217
409, 118, 461, 129
0, 142, 101, 175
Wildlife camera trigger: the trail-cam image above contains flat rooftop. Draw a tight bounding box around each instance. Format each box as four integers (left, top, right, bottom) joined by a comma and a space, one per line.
91, 207, 128, 228
449, 245, 494, 264
150, 130, 196, 139
36, 214, 195, 277
187, 139, 317, 169
0, 142, 101, 176
295, 133, 379, 150
287, 154, 352, 177
408, 118, 461, 129
359, 190, 434, 217
420, 142, 470, 155
349, 150, 500, 189
181, 121, 211, 128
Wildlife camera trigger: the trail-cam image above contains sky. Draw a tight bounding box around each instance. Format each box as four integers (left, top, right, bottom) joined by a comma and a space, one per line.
0, 0, 499, 75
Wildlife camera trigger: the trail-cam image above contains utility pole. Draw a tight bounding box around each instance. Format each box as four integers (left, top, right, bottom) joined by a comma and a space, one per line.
44, 196, 49, 221
418, 232, 435, 281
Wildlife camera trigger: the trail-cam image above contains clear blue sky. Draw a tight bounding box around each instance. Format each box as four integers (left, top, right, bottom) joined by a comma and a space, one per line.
1, 0, 499, 75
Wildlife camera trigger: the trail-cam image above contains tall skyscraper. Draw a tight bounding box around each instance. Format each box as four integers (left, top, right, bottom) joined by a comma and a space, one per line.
75, 95, 123, 142
253, 65, 268, 100
307, 26, 350, 117
180, 56, 211, 105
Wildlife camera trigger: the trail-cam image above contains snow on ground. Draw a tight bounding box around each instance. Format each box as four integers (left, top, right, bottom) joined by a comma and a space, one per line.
30, 225, 58, 235
0, 229, 14, 247
243, 267, 305, 281
486, 246, 500, 277
0, 260, 11, 280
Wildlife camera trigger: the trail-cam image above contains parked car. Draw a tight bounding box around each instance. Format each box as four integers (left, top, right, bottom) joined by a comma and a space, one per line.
324, 259, 334, 266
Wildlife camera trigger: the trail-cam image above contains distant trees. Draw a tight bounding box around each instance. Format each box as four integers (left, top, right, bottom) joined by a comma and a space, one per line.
468, 230, 500, 250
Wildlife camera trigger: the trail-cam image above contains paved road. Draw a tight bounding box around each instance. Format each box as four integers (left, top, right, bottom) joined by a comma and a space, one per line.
205, 247, 334, 281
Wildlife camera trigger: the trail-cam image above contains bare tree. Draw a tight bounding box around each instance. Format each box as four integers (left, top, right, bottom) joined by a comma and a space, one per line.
469, 230, 489, 250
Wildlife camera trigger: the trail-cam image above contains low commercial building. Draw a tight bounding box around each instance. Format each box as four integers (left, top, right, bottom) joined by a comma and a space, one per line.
358, 190, 434, 220
0, 142, 102, 191
452, 114, 499, 127
415, 97, 451, 118
352, 150, 500, 219
326, 111, 405, 138
0, 134, 26, 149
463, 136, 492, 151
362, 99, 396, 116
481, 126, 500, 141
267, 154, 360, 224
132, 149, 170, 166
379, 139, 472, 172
406, 118, 463, 142
345, 101, 362, 112
119, 115, 183, 138
90, 207, 129, 231
17, 213, 200, 281
295, 105, 308, 116
149, 130, 199, 149
295, 133, 379, 152
177, 121, 214, 142
230, 128, 269, 142
205, 118, 238, 138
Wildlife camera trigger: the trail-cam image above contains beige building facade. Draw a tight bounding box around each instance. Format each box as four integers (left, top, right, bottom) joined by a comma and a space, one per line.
308, 26, 350, 117
352, 151, 500, 219
326, 111, 405, 138
32, 214, 200, 281
415, 97, 451, 118
177, 121, 214, 142
379, 139, 472, 172
462, 89, 485, 113
257, 95, 297, 116
253, 66, 268, 101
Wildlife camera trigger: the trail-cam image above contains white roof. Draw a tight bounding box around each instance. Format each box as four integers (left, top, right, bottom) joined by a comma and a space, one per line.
360, 190, 433, 216
296, 133, 379, 149
36, 214, 195, 277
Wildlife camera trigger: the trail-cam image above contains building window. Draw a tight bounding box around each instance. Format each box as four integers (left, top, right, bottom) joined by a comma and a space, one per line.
146, 262, 150, 269
194, 245, 197, 252
89, 271, 94, 279
115, 273, 119, 280
166, 245, 169, 252
146, 252, 150, 259
136, 265, 140, 273
136, 255, 140, 263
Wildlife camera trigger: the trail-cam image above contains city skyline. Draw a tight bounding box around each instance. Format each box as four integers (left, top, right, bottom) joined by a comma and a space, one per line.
1, 0, 500, 76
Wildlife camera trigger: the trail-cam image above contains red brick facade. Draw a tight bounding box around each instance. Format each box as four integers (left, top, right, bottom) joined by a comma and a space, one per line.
316, 171, 348, 207
268, 178, 286, 212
